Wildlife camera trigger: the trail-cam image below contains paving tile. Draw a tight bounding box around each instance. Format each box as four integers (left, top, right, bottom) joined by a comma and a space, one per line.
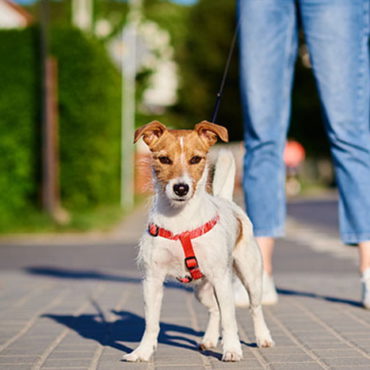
47, 351, 94, 360
155, 367, 206, 370
98, 358, 148, 370
211, 359, 263, 369
330, 367, 370, 370
0, 365, 34, 370
311, 349, 361, 358
270, 363, 323, 370
322, 357, 370, 367
0, 355, 39, 364
1, 196, 370, 369
42, 358, 92, 368
262, 353, 313, 363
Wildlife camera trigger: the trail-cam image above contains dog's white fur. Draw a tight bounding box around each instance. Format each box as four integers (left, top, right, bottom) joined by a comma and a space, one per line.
124, 131, 274, 362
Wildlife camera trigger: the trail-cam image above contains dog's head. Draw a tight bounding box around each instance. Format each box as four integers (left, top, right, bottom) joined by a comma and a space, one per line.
134, 120, 228, 206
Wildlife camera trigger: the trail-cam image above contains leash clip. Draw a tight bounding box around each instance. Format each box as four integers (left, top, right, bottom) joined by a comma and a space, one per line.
148, 223, 159, 237
177, 276, 193, 284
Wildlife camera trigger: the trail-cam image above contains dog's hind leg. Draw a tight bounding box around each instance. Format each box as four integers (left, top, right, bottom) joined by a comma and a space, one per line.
194, 280, 220, 351
233, 232, 274, 348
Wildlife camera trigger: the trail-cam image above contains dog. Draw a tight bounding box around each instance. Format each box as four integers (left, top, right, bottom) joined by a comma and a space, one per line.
123, 120, 274, 362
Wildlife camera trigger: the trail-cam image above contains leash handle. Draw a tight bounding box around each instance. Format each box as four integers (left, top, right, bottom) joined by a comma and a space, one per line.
210, 22, 240, 123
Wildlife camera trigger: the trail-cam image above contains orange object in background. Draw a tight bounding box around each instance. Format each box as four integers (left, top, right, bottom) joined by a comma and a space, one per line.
135, 139, 153, 194
284, 140, 305, 168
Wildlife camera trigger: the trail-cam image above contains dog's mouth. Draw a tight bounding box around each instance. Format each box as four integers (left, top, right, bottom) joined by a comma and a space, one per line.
171, 197, 188, 204
168, 195, 192, 206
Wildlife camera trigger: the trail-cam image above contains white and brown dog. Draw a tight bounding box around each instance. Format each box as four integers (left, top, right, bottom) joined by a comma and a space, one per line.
123, 121, 274, 362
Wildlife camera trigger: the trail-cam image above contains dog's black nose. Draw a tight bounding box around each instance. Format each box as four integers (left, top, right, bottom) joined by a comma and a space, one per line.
173, 183, 189, 197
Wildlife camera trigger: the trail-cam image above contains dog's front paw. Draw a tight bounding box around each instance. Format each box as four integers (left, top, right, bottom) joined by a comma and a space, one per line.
222, 349, 243, 362
256, 333, 275, 348
199, 338, 218, 351
122, 347, 153, 362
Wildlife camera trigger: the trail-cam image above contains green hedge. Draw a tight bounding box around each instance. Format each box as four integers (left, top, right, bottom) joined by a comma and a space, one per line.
51, 27, 121, 209
0, 28, 40, 217
0, 27, 121, 222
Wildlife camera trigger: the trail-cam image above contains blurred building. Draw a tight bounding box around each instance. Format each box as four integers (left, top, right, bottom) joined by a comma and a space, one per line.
109, 20, 178, 114
72, 0, 93, 32
0, 0, 33, 29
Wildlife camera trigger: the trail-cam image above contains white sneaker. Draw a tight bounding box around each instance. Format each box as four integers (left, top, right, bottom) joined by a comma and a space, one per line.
233, 277, 250, 307
361, 268, 370, 309
233, 272, 278, 307
262, 271, 278, 305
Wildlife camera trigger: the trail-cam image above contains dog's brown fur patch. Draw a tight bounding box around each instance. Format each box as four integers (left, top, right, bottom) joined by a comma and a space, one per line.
134, 121, 228, 193
150, 130, 208, 191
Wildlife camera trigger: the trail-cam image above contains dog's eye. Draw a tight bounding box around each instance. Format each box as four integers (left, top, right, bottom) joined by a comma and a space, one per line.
158, 156, 172, 165
189, 156, 202, 165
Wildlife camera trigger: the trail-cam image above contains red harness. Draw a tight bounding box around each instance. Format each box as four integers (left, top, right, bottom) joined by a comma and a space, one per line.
148, 215, 219, 283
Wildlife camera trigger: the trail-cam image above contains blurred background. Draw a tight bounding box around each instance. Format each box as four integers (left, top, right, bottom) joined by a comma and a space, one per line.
0, 0, 333, 234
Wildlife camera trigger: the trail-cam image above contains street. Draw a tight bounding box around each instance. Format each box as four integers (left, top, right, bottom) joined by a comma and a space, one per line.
0, 194, 369, 369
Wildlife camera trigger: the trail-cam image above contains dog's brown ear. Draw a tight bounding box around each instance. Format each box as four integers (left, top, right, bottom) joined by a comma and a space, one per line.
195, 121, 229, 147
134, 121, 167, 148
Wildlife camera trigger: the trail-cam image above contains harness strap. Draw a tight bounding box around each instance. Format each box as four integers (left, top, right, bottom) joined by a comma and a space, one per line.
148, 215, 219, 283
179, 233, 204, 280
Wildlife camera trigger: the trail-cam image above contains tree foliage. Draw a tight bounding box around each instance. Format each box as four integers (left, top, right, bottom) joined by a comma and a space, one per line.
0, 26, 121, 222
51, 27, 121, 209
174, 0, 242, 138
0, 28, 40, 217
172, 0, 329, 156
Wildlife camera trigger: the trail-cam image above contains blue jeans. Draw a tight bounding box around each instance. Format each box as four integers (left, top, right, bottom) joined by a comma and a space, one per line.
239, 0, 370, 244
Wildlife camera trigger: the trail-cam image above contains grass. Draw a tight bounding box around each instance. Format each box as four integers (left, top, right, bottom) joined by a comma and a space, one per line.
286, 177, 336, 199
0, 195, 147, 235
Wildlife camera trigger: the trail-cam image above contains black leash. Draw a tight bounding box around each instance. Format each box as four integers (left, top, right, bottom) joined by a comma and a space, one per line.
210, 22, 240, 123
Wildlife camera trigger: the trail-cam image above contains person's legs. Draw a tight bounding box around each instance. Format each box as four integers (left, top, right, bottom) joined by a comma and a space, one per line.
359, 241, 370, 309
238, 0, 298, 305
239, 0, 298, 277
239, 0, 297, 241
300, 0, 370, 306
257, 237, 274, 275
255, 237, 278, 305
359, 241, 370, 273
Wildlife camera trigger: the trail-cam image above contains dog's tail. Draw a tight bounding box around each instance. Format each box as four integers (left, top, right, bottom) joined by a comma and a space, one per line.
212, 149, 235, 201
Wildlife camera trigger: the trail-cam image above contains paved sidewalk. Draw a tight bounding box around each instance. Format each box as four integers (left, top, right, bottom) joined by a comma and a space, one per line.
0, 195, 370, 369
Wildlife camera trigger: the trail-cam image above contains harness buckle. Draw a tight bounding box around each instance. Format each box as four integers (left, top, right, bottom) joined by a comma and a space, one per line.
148, 223, 159, 237
184, 256, 199, 270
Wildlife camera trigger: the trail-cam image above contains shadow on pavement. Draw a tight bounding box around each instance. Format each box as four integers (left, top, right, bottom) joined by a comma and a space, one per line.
277, 288, 362, 308
25, 266, 193, 292
43, 310, 225, 359
27, 267, 362, 307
